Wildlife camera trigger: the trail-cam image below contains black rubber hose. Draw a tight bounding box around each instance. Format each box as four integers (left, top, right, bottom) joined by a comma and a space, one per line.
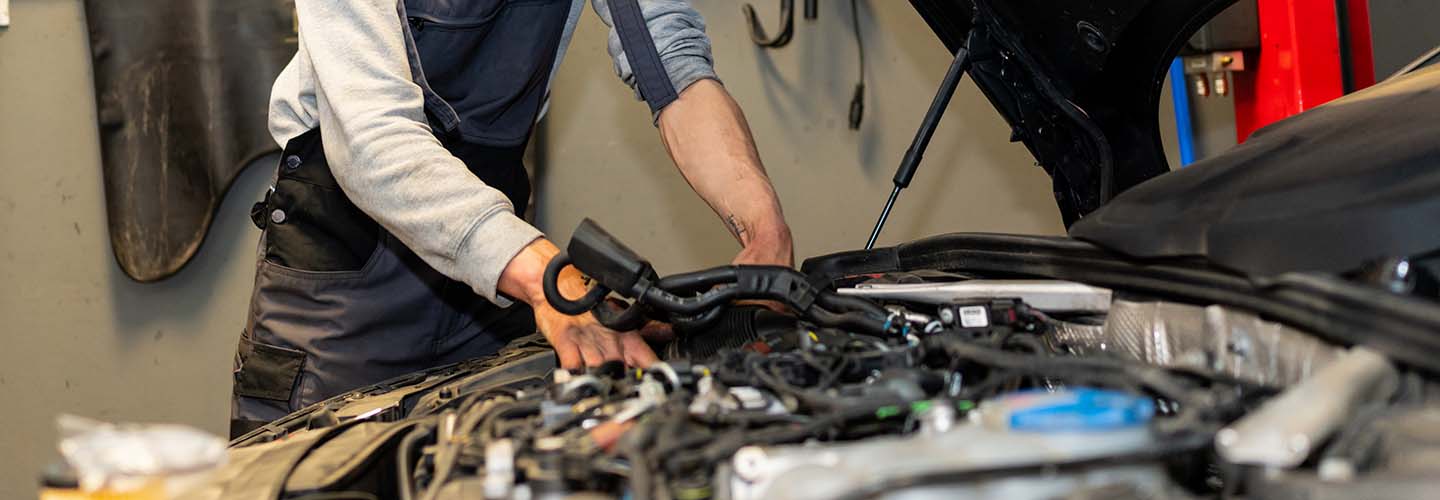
930, 337, 1196, 405
668, 306, 728, 332
816, 292, 889, 318
655, 267, 739, 295
642, 285, 741, 315
616, 416, 662, 500
592, 300, 650, 332
396, 422, 435, 500
809, 306, 890, 335
478, 399, 544, 440
543, 252, 610, 315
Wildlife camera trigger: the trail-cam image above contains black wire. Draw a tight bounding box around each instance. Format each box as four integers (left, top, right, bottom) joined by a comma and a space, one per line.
808, 306, 889, 335
801, 349, 847, 389
655, 267, 738, 294
420, 395, 515, 500
848, 0, 866, 129
642, 285, 740, 315
930, 336, 1197, 405
396, 422, 435, 500
479, 399, 543, 439
543, 252, 609, 315
816, 292, 888, 318
958, 370, 1015, 400
851, 0, 865, 84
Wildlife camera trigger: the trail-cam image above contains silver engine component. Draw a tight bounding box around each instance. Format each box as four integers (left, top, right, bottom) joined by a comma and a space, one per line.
723, 407, 1166, 500
839, 280, 1112, 313
1051, 300, 1341, 388
1216, 346, 1398, 468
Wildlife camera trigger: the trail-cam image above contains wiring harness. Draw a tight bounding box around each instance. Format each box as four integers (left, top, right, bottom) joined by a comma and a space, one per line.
543, 219, 897, 336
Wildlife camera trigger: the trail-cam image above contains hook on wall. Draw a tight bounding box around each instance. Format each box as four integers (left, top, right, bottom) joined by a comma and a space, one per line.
743, 0, 816, 49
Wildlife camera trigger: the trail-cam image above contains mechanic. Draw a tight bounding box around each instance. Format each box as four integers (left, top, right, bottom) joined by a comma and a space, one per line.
230, 0, 792, 435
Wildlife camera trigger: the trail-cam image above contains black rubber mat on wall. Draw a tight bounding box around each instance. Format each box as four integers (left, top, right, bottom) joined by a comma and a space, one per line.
84, 0, 296, 281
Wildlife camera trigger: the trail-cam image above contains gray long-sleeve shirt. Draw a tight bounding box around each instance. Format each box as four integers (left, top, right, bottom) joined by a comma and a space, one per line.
269, 0, 716, 305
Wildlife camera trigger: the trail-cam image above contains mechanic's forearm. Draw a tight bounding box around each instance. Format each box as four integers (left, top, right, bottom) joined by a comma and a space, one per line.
657, 80, 792, 261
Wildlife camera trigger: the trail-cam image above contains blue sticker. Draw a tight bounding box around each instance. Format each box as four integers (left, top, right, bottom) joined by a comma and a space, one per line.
993, 388, 1155, 432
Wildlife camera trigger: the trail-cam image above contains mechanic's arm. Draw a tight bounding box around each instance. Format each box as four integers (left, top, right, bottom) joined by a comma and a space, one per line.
592, 0, 793, 266
294, 0, 655, 369
657, 80, 792, 266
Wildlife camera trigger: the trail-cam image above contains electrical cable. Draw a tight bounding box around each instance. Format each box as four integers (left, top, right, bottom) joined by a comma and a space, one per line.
543, 253, 609, 315
930, 336, 1197, 405
816, 292, 888, 319
848, 0, 866, 129
641, 285, 741, 316
419, 396, 514, 500
395, 422, 436, 500
656, 267, 739, 294
808, 306, 889, 335
544, 222, 895, 333
479, 399, 544, 440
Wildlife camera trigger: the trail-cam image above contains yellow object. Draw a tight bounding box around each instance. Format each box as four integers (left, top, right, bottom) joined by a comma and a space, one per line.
40, 481, 164, 500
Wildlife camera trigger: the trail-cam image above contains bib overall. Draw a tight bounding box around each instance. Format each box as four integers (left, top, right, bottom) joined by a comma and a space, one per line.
231, 0, 576, 437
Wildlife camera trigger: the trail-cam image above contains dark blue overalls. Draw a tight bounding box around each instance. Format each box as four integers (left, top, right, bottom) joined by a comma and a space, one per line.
231, 0, 682, 437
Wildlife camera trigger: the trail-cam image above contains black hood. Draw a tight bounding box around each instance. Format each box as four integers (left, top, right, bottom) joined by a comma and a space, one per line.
910, 0, 1238, 225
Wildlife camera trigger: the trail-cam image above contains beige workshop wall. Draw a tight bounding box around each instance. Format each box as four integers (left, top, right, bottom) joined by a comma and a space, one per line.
535, 1, 1066, 274
0, 0, 272, 496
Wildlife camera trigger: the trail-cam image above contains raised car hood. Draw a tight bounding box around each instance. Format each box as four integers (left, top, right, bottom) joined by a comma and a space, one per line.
910, 0, 1237, 225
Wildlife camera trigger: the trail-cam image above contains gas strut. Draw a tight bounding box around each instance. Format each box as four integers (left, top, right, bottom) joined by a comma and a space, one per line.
864, 43, 973, 250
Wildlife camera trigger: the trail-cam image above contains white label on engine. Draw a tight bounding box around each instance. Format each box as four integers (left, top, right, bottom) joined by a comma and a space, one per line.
959, 306, 989, 328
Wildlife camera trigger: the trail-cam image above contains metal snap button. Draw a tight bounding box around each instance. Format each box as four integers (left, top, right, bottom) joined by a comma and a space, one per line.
284, 155, 303, 171
270, 209, 287, 224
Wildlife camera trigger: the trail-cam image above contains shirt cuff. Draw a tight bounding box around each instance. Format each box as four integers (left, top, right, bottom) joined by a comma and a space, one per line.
452, 209, 545, 307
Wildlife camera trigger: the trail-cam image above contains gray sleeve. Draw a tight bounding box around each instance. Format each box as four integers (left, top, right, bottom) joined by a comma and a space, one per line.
590, 0, 720, 118
293, 0, 542, 305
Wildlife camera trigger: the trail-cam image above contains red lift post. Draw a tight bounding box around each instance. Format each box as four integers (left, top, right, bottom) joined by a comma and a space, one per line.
1232, 0, 1374, 142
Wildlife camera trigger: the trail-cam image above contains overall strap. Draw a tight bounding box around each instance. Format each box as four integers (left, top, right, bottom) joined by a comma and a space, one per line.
608, 0, 680, 114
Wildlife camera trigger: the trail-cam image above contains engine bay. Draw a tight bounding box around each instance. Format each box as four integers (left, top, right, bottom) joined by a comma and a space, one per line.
201, 220, 1440, 500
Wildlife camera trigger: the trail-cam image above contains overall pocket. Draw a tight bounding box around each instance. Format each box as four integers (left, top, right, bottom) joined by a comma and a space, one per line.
404, 0, 571, 146
259, 130, 382, 275
233, 337, 305, 402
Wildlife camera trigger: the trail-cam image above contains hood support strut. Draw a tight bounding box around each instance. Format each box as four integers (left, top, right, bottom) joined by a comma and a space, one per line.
865, 41, 973, 249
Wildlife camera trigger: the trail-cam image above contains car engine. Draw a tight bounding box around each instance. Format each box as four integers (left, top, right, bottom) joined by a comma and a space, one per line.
206, 220, 1440, 500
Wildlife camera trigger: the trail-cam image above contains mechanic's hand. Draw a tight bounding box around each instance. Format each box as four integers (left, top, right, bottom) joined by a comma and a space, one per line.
498, 238, 658, 370
731, 224, 795, 313
532, 299, 658, 370
730, 223, 794, 268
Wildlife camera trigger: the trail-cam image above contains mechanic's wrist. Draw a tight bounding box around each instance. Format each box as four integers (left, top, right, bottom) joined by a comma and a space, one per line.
750, 218, 792, 248
758, 220, 793, 247
736, 220, 795, 266
497, 237, 562, 308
